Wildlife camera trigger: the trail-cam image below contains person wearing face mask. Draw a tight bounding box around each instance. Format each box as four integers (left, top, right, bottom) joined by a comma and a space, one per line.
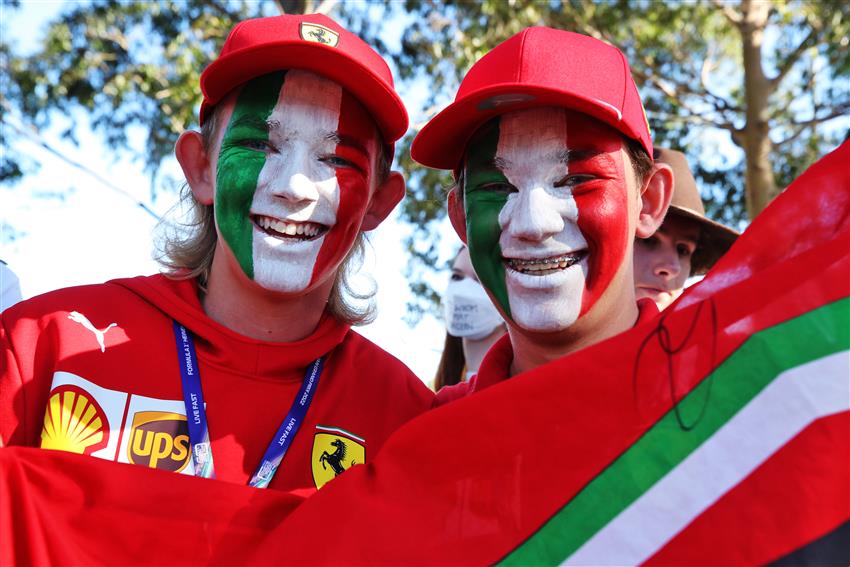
0, 14, 434, 493
434, 247, 505, 390
634, 148, 739, 310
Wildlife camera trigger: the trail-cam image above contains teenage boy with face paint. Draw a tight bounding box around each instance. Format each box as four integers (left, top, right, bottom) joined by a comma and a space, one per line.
411, 27, 674, 402
0, 14, 434, 492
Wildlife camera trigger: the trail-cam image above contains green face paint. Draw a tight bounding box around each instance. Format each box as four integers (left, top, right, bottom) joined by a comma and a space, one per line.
463, 117, 511, 318
215, 72, 286, 279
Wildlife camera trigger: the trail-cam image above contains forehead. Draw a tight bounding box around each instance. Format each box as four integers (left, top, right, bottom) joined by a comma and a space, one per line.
659, 214, 701, 242
211, 71, 380, 148
463, 107, 625, 167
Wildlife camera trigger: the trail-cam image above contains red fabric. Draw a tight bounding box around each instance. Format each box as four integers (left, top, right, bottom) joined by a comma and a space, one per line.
1, 274, 433, 492
435, 298, 659, 405
1, 141, 848, 565
200, 14, 407, 142
411, 27, 652, 170
239, 140, 850, 564
645, 413, 850, 566
0, 447, 303, 566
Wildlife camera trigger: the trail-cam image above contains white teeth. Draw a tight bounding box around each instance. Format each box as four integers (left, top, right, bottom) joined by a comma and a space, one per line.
254, 216, 325, 239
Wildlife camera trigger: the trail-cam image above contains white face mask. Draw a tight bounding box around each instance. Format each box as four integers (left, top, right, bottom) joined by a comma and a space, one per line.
444, 277, 504, 340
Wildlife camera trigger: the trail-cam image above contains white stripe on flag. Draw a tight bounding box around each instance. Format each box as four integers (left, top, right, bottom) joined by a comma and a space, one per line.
564, 350, 850, 566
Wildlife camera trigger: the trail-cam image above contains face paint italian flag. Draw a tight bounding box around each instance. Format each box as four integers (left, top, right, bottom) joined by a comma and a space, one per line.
462, 110, 629, 329
215, 71, 376, 294
463, 117, 512, 317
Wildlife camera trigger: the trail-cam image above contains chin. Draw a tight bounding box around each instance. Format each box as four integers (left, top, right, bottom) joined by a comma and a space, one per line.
252, 271, 311, 295
510, 303, 580, 334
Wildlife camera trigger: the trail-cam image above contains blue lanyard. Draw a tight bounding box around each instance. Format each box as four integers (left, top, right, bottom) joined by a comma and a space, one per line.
171, 321, 324, 488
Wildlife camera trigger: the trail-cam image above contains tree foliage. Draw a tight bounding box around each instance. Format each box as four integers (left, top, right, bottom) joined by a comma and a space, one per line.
2, 0, 848, 320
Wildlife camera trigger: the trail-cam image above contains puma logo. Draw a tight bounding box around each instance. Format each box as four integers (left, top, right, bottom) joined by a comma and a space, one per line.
68, 311, 118, 353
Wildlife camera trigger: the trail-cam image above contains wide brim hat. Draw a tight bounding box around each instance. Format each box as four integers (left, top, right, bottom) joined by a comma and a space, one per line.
655, 148, 739, 274
199, 14, 408, 144
411, 27, 653, 171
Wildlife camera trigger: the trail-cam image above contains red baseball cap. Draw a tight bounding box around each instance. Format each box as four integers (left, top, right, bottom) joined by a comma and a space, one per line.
199, 13, 408, 143
411, 27, 652, 170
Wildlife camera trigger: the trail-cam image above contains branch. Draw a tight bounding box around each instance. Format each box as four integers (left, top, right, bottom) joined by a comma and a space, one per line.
202, 0, 240, 20
775, 104, 850, 147
314, 0, 337, 15
0, 97, 161, 221
711, 0, 742, 27
769, 25, 821, 91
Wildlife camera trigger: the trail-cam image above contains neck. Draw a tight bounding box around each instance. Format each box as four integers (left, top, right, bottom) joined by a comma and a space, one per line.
462, 325, 506, 375
508, 294, 640, 377
201, 247, 335, 342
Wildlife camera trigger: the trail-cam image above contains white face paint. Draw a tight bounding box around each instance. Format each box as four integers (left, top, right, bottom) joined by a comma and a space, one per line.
497, 108, 590, 332
251, 71, 342, 293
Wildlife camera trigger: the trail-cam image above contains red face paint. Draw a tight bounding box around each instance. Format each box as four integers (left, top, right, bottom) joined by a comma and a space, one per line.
310, 89, 379, 286
565, 111, 632, 319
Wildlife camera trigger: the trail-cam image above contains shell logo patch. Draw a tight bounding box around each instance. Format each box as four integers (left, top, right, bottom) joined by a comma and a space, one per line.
299, 23, 339, 47
40, 384, 110, 455
311, 425, 365, 489
127, 411, 191, 472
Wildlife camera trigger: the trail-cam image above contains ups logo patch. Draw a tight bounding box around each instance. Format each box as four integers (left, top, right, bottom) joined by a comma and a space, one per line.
311, 425, 365, 489
127, 411, 191, 473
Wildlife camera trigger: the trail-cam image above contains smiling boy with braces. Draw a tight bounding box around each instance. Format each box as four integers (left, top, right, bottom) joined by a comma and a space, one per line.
412, 27, 674, 399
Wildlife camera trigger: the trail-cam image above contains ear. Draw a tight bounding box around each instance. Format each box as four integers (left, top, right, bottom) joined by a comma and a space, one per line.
635, 162, 674, 239
175, 131, 215, 205
447, 186, 468, 243
362, 171, 405, 231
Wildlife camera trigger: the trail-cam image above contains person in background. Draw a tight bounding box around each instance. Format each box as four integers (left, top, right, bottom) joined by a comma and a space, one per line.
434, 246, 505, 390
0, 260, 22, 313
634, 148, 739, 310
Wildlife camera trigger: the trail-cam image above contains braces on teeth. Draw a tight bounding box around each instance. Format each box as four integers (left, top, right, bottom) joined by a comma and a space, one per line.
507, 254, 583, 272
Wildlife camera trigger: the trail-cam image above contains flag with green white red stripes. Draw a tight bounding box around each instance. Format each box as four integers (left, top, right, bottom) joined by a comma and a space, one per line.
253, 141, 850, 565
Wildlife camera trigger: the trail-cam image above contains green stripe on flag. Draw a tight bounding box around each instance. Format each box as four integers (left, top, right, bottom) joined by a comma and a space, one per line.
500, 297, 850, 566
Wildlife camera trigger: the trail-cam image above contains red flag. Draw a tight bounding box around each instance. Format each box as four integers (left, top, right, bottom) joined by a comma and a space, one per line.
2, 141, 848, 565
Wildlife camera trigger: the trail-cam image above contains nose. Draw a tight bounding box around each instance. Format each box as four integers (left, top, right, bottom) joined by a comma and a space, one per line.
502, 186, 566, 241
653, 249, 681, 279
269, 151, 320, 204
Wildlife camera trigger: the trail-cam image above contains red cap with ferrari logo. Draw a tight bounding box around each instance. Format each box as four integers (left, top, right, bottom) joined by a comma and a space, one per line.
411, 26, 652, 170
199, 13, 408, 144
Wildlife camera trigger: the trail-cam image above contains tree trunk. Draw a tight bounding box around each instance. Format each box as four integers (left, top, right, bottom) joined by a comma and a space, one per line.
738, 0, 778, 220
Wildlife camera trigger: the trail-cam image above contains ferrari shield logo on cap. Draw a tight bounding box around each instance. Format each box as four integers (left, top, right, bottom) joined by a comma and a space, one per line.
311, 426, 365, 489
299, 23, 340, 47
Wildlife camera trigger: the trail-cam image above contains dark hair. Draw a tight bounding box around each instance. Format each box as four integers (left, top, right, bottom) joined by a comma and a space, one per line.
433, 333, 466, 390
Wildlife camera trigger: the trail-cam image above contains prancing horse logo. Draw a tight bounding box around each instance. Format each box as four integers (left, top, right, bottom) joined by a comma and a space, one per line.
68, 311, 118, 353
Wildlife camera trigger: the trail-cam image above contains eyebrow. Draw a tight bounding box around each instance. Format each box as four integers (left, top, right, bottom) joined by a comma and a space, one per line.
325, 132, 369, 156
229, 115, 273, 132
489, 149, 607, 172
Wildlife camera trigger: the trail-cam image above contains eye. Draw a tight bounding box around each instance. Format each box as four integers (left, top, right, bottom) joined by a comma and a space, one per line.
320, 155, 357, 169
554, 174, 596, 189
240, 139, 275, 152
677, 243, 696, 257
450, 273, 464, 282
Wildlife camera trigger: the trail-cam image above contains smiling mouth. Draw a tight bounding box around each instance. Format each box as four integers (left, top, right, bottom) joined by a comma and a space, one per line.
505, 252, 587, 275
253, 215, 328, 241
